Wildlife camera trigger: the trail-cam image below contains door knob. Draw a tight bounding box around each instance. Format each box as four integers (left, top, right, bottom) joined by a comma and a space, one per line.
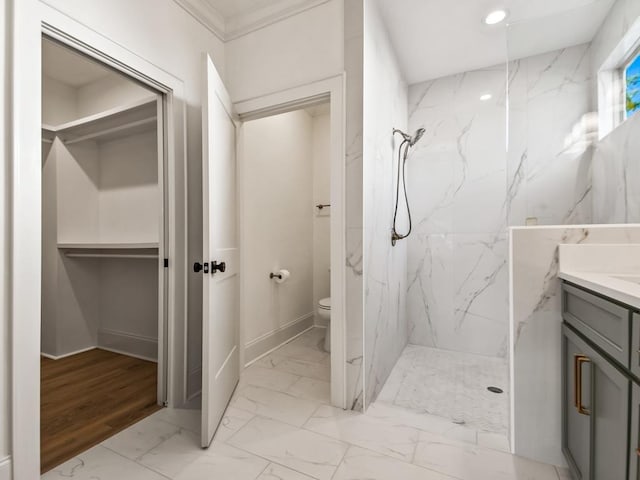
211, 261, 226, 274
194, 262, 209, 274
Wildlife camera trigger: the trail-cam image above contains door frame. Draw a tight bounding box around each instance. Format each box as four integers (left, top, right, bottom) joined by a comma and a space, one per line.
234, 75, 347, 409
10, 4, 189, 477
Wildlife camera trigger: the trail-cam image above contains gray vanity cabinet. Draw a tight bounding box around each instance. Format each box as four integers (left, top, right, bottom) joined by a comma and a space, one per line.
562, 324, 630, 480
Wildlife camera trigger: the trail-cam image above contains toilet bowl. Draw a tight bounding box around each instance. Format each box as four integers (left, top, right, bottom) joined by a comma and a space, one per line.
318, 297, 331, 353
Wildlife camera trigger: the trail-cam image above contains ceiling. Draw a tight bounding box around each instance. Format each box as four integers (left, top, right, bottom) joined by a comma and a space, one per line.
42, 39, 112, 87
377, 0, 616, 85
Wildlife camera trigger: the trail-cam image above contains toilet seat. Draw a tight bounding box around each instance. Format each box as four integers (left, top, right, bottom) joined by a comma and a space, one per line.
319, 297, 331, 310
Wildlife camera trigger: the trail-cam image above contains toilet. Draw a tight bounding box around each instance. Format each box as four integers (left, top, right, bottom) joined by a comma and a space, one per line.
318, 297, 331, 352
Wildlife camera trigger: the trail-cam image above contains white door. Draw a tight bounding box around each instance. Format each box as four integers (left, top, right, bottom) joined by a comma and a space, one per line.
200, 54, 240, 448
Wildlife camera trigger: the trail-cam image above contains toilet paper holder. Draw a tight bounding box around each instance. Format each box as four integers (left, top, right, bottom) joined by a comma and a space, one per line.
269, 272, 283, 280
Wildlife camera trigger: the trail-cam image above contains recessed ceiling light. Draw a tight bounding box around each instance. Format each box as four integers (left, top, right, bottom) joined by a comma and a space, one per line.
484, 9, 508, 25
480, 93, 493, 101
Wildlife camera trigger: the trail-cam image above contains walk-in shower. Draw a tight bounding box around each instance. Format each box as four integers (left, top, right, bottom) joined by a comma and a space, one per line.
391, 127, 425, 246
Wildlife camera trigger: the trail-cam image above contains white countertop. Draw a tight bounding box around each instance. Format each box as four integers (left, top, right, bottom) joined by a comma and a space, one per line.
558, 244, 640, 309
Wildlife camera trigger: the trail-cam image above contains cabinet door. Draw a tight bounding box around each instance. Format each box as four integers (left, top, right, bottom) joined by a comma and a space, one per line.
632, 314, 640, 379
630, 383, 640, 480
562, 325, 592, 480
591, 342, 630, 480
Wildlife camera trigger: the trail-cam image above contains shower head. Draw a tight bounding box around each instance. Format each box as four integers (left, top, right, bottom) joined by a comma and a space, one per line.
393, 128, 426, 147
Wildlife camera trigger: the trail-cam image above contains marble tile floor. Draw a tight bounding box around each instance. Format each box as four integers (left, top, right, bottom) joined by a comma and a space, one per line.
43, 327, 568, 480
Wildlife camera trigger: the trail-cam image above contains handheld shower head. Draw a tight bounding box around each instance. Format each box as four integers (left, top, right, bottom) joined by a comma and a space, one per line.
393, 128, 426, 147
411, 128, 426, 146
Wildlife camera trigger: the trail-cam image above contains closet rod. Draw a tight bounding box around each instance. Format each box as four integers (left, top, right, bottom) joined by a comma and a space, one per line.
64, 253, 158, 259
63, 117, 156, 146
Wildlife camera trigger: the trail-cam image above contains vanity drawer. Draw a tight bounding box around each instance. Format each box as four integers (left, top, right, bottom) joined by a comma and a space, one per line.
562, 283, 630, 366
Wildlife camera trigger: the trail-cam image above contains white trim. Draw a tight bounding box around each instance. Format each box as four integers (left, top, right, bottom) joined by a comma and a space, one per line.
96, 347, 158, 364
0, 456, 11, 480
12, 5, 190, 476
245, 312, 315, 348
97, 329, 159, 362
245, 325, 316, 368
235, 75, 347, 409
11, 0, 42, 477
225, 0, 332, 41
40, 346, 96, 361
174, 0, 331, 42
173, 0, 226, 41
244, 313, 315, 364
597, 16, 640, 138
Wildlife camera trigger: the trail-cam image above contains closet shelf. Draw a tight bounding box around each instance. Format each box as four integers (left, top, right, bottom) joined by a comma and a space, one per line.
43, 96, 158, 145
58, 242, 159, 259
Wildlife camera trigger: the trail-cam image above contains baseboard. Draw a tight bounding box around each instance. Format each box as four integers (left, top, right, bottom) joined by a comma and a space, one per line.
97, 328, 158, 362
0, 456, 11, 480
244, 313, 314, 365
40, 345, 96, 360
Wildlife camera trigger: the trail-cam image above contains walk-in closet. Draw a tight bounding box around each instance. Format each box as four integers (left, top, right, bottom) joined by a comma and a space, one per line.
40, 37, 166, 472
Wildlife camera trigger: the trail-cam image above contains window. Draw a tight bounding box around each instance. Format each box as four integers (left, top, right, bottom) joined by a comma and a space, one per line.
625, 51, 640, 119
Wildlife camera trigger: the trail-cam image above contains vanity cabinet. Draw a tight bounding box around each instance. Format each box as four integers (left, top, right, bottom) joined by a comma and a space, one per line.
561, 282, 636, 480
562, 325, 629, 480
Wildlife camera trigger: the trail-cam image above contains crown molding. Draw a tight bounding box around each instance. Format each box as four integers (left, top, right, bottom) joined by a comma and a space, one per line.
225, 0, 332, 40
175, 0, 331, 42
173, 0, 226, 40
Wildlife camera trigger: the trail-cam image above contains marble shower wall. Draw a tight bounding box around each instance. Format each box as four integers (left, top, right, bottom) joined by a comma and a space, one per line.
406, 44, 594, 358
510, 225, 640, 466
344, 0, 365, 411
362, 0, 408, 407
406, 65, 509, 357
591, 0, 640, 223
592, 113, 640, 223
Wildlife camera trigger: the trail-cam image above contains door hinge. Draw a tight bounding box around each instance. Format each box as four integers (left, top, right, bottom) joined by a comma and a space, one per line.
164, 258, 169, 268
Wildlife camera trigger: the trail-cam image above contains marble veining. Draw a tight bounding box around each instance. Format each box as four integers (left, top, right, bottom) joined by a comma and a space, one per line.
362, 0, 409, 408
406, 43, 594, 359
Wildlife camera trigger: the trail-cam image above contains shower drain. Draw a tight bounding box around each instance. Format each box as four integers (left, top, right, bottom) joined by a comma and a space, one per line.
487, 386, 504, 394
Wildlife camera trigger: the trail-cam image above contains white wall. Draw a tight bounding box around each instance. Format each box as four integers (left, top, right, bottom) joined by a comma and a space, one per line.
39, 0, 225, 401
362, 0, 408, 407
242, 110, 314, 361
76, 75, 152, 118
42, 76, 77, 125
42, 73, 152, 126
225, 0, 344, 102
0, 0, 10, 467
312, 112, 331, 326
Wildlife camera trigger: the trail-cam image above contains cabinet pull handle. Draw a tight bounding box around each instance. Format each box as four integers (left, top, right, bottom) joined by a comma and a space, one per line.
574, 354, 591, 416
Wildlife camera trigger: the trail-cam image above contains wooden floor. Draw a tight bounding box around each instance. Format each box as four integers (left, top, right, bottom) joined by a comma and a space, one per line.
41, 349, 161, 473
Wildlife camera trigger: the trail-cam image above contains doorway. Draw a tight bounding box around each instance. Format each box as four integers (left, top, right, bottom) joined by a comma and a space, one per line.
234, 77, 347, 409
40, 36, 168, 472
